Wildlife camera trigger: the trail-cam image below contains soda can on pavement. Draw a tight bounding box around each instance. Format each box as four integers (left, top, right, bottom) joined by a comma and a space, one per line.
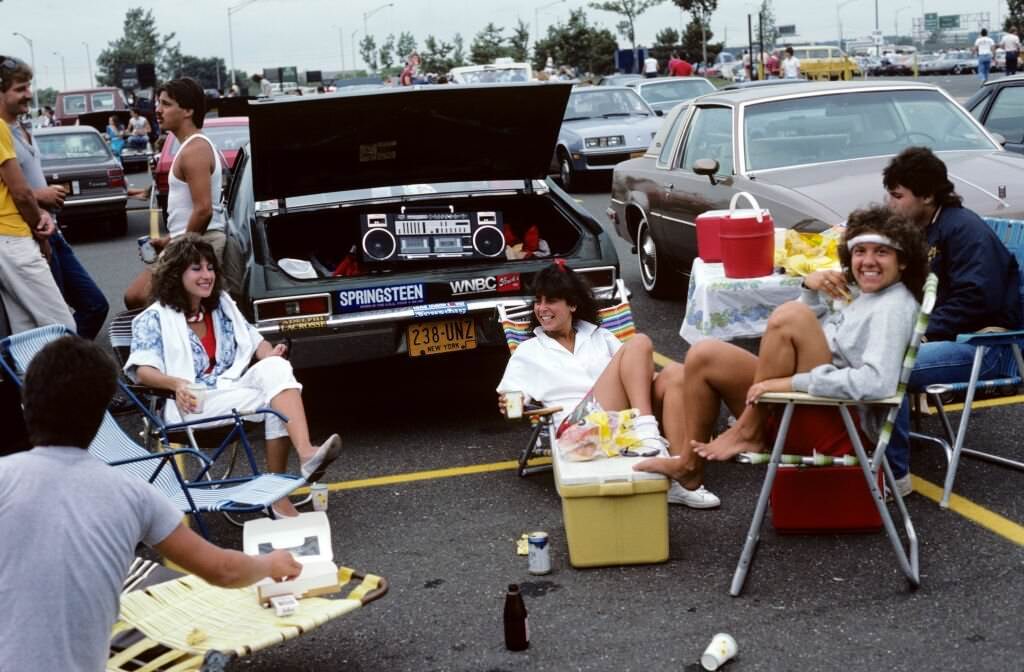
527, 531, 551, 575
311, 482, 329, 511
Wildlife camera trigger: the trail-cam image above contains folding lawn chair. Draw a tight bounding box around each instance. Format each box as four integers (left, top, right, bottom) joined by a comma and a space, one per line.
109, 560, 388, 671
0, 325, 304, 540
911, 217, 1024, 508
497, 277, 635, 477
729, 273, 937, 596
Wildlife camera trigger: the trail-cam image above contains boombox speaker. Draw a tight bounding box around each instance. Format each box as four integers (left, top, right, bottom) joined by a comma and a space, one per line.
361, 209, 506, 262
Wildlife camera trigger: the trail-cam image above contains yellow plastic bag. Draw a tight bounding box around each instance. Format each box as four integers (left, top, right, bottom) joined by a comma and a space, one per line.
777, 229, 842, 276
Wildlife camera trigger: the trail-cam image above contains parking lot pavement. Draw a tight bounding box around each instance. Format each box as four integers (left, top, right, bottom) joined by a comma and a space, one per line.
70, 127, 1023, 669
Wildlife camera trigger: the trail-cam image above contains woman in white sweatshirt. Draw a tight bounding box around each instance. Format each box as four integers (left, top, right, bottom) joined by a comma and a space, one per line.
637, 206, 928, 472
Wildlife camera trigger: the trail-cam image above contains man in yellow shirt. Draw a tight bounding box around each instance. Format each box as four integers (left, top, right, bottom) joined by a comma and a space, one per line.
0, 56, 74, 334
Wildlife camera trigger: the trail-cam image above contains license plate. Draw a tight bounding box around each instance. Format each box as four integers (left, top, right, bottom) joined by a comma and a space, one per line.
407, 317, 476, 357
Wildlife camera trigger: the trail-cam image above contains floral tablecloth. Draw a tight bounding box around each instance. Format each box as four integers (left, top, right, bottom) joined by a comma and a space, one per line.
680, 258, 804, 344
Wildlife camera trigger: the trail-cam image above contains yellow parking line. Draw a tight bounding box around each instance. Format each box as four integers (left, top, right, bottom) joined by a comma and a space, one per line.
292, 457, 553, 495
925, 394, 1024, 414
912, 475, 1024, 546
652, 351, 676, 370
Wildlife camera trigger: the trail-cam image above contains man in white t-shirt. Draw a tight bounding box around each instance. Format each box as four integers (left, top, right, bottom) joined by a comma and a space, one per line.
1001, 27, 1021, 76
644, 54, 658, 77
0, 336, 302, 672
782, 46, 801, 79
974, 28, 995, 82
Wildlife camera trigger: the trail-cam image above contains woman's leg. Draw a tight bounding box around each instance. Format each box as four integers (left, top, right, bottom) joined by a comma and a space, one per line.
591, 333, 655, 414
637, 341, 756, 486
268, 387, 315, 459
696, 301, 831, 460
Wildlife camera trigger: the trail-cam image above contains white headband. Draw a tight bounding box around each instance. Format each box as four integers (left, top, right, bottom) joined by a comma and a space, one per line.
846, 233, 902, 252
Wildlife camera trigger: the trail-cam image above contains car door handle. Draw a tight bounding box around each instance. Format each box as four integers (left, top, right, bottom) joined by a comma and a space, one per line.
663, 182, 674, 191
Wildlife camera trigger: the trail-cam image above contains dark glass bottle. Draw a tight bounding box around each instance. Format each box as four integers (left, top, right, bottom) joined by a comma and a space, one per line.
503, 583, 529, 651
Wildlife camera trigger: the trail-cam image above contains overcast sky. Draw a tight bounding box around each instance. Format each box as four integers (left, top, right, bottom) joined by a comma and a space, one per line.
3, 0, 1010, 89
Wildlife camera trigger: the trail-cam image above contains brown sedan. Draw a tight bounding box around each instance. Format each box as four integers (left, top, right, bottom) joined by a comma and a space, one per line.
608, 80, 1024, 296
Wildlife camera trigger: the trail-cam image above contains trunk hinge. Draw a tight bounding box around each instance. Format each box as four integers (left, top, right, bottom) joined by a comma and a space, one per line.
277, 197, 287, 214
522, 179, 535, 195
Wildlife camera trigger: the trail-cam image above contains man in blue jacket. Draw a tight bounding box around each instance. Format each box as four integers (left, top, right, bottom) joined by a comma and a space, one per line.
883, 146, 1021, 494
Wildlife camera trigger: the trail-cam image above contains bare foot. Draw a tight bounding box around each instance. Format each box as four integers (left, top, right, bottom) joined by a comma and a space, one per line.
692, 424, 765, 461
272, 498, 300, 518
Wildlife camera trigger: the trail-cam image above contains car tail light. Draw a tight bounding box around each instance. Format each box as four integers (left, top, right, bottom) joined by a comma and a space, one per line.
576, 266, 617, 294
254, 294, 331, 322
107, 167, 125, 188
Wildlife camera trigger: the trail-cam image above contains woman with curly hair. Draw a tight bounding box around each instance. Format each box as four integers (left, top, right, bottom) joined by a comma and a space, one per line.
495, 261, 721, 508
125, 234, 340, 516
636, 205, 928, 472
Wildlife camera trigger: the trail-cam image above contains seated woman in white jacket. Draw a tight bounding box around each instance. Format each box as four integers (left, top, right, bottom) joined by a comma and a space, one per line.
497, 261, 720, 509
125, 234, 341, 516
636, 206, 928, 478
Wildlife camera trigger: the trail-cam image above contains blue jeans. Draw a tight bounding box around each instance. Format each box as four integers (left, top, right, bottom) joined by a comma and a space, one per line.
887, 340, 1017, 478
978, 55, 992, 82
47, 232, 109, 340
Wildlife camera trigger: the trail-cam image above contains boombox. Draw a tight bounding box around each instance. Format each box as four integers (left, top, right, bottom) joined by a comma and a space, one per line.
360, 209, 506, 262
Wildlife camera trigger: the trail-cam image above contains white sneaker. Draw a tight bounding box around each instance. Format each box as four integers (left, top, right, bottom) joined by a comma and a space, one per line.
892, 474, 913, 498
667, 481, 721, 509
301, 434, 342, 483
620, 414, 669, 457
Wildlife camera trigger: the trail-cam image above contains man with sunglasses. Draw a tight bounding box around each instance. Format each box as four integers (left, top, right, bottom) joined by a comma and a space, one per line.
0, 56, 74, 334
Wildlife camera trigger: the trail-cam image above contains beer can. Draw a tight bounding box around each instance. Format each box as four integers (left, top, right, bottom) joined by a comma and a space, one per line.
527, 531, 551, 575
311, 482, 329, 511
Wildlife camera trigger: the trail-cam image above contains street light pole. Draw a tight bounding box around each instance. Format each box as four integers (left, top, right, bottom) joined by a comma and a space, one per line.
227, 0, 263, 89
837, 0, 859, 54
11, 32, 39, 112
534, 0, 566, 53
362, 3, 394, 73
337, 27, 345, 73
52, 51, 67, 90
351, 29, 359, 73
82, 42, 94, 86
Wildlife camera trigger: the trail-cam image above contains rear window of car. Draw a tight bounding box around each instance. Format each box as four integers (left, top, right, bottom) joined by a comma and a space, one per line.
641, 80, 714, 103
168, 125, 251, 156
564, 89, 651, 119
91, 92, 116, 111
62, 95, 87, 116
743, 89, 995, 171
37, 133, 111, 161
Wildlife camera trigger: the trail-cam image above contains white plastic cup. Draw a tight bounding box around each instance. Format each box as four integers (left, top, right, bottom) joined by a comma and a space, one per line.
311, 482, 329, 511
701, 633, 738, 671
505, 391, 524, 419
186, 383, 206, 414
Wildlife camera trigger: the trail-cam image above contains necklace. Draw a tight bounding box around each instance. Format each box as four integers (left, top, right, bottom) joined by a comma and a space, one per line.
186, 306, 205, 323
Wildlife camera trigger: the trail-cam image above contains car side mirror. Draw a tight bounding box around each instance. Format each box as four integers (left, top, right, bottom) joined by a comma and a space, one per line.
991, 131, 1007, 147
693, 158, 721, 185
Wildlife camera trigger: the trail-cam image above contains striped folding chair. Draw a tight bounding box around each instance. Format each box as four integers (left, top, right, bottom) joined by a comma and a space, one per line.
497, 278, 635, 477
0, 325, 304, 540
730, 273, 937, 596
911, 218, 1024, 508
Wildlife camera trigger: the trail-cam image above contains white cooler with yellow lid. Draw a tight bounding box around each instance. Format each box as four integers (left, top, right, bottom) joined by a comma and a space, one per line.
553, 446, 670, 567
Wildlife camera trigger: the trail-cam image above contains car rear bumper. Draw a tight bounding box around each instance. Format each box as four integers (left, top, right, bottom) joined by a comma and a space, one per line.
59, 195, 126, 221
574, 148, 647, 173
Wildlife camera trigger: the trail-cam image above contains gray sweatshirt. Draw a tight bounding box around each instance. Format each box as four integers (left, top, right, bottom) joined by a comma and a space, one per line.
791, 282, 919, 436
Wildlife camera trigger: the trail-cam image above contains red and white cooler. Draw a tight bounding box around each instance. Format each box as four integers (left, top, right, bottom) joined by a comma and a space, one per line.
696, 192, 775, 278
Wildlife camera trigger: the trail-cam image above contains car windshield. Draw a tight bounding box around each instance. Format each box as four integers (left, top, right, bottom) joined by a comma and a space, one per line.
640, 80, 714, 103
455, 66, 530, 83
564, 90, 650, 120
37, 133, 110, 161
743, 89, 995, 171
169, 125, 251, 155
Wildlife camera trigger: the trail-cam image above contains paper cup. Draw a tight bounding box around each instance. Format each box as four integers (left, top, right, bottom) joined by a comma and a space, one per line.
311, 483, 329, 511
186, 383, 207, 414
505, 391, 524, 419
701, 633, 738, 671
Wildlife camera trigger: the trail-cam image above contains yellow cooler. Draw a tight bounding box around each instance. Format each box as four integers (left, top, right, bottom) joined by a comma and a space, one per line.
553, 448, 670, 568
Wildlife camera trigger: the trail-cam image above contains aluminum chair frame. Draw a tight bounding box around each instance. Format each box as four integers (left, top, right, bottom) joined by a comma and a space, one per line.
730, 273, 937, 596
910, 218, 1024, 508
0, 325, 303, 540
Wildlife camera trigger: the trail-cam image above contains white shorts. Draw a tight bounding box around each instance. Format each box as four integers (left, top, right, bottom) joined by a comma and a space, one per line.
0, 235, 75, 334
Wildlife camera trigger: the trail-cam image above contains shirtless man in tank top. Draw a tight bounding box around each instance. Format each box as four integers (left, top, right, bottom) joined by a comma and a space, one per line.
124, 77, 235, 308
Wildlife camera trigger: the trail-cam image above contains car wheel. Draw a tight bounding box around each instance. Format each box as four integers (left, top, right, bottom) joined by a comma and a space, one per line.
952, 65, 962, 75
108, 210, 128, 238
636, 216, 681, 298
558, 150, 581, 192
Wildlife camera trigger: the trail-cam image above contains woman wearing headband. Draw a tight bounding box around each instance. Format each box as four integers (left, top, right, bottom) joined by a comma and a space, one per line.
496, 261, 722, 508
636, 206, 928, 471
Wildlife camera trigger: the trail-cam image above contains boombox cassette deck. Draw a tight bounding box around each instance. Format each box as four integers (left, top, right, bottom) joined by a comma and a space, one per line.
360, 208, 506, 262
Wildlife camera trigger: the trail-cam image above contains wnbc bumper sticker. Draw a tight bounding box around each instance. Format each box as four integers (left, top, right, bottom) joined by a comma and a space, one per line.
449, 273, 521, 297
336, 283, 425, 313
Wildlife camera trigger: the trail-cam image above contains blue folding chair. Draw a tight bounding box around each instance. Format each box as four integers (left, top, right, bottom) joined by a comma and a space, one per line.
911, 218, 1024, 508
0, 325, 304, 539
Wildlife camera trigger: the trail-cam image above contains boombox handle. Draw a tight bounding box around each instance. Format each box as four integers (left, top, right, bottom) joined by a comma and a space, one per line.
400, 204, 455, 215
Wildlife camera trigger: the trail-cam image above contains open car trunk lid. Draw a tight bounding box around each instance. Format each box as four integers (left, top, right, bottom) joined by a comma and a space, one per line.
247, 82, 572, 201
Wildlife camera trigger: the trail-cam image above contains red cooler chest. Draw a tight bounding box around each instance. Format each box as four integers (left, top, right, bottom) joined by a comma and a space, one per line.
770, 466, 883, 534
719, 192, 775, 279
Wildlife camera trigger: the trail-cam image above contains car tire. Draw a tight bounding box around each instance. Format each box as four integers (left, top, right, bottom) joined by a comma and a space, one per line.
952, 65, 962, 75
636, 216, 681, 298
558, 150, 581, 192
108, 210, 128, 238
